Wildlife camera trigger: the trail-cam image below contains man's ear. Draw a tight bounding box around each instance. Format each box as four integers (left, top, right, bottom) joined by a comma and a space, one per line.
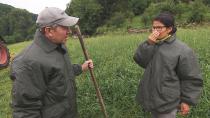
44, 27, 50, 33
44, 27, 53, 38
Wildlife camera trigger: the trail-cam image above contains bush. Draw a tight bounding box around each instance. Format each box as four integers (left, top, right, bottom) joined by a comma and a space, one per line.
187, 0, 208, 23
142, 0, 210, 27
96, 25, 110, 35
130, 0, 151, 15
4, 35, 15, 44
141, 1, 177, 27
107, 12, 126, 28
66, 0, 103, 35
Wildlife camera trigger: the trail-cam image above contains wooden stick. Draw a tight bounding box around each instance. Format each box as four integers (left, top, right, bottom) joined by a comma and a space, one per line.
74, 25, 108, 118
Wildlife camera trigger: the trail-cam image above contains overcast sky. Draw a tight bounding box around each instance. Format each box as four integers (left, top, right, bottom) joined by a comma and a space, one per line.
0, 0, 71, 14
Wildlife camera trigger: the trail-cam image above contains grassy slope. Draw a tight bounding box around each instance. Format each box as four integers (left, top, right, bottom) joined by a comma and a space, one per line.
0, 27, 210, 118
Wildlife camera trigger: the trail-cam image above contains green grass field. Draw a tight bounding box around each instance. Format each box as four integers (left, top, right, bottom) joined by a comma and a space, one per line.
0, 27, 210, 118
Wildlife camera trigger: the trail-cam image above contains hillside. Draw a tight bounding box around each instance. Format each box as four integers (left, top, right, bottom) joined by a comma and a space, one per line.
0, 3, 13, 17
0, 3, 37, 44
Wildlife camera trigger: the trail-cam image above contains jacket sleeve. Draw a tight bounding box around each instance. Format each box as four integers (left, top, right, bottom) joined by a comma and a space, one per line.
177, 48, 203, 106
10, 62, 46, 118
72, 64, 82, 76
133, 40, 156, 68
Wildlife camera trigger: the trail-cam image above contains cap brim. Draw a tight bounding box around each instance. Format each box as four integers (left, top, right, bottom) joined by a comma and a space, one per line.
58, 16, 79, 27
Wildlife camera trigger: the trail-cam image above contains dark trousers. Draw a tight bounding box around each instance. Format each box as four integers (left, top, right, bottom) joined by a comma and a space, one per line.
151, 109, 177, 118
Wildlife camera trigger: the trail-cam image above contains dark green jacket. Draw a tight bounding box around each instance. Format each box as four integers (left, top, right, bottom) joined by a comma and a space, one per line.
10, 30, 82, 118
133, 35, 203, 113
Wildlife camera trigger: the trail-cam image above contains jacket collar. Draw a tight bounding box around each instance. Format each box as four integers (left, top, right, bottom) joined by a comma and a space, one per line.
33, 30, 66, 53
157, 34, 176, 45
165, 34, 176, 43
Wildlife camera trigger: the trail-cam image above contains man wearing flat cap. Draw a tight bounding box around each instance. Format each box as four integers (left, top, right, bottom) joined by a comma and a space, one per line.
10, 7, 93, 118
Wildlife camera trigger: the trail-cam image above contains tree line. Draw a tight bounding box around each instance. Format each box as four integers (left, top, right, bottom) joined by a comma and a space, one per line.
0, 3, 37, 44
66, 0, 210, 35
1, 0, 210, 43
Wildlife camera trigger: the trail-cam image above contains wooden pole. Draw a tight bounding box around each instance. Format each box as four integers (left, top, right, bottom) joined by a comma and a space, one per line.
74, 25, 108, 118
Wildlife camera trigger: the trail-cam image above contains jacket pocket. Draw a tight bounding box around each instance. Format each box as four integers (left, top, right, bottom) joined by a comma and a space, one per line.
162, 86, 180, 101
47, 71, 66, 99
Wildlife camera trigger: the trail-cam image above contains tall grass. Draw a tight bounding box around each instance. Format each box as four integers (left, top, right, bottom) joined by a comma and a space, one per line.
0, 27, 210, 118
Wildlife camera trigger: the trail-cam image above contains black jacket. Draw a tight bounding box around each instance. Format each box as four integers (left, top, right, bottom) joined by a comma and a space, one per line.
10, 30, 82, 118
134, 35, 203, 113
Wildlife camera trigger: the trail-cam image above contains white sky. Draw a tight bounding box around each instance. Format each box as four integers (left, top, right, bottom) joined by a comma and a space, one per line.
0, 0, 71, 14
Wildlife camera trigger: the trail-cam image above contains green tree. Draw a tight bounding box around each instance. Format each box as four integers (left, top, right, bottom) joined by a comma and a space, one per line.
0, 3, 13, 17
130, 0, 151, 15
203, 0, 210, 5
97, 0, 118, 21
66, 0, 103, 35
6, 9, 36, 42
0, 3, 36, 43
187, 0, 208, 23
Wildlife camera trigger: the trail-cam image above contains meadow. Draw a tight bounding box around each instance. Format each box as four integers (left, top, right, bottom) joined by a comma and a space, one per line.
0, 27, 210, 118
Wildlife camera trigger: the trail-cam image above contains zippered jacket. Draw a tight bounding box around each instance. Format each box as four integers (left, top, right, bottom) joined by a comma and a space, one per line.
10, 30, 82, 118
133, 35, 203, 113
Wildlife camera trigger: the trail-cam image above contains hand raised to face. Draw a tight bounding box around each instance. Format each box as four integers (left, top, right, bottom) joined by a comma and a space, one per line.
148, 30, 160, 44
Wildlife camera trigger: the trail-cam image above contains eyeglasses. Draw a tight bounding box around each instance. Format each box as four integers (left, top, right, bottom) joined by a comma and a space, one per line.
152, 26, 166, 30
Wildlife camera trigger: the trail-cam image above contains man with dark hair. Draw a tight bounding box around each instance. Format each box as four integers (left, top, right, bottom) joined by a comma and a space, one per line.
10, 7, 93, 118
